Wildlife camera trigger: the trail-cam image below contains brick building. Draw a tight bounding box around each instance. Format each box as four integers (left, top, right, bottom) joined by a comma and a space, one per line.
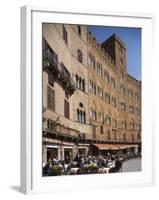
42, 24, 141, 164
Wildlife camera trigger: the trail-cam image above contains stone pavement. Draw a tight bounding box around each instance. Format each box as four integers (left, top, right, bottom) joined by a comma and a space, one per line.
121, 157, 141, 172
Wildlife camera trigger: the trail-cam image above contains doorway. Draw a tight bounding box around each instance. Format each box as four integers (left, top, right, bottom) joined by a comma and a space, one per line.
64, 148, 73, 163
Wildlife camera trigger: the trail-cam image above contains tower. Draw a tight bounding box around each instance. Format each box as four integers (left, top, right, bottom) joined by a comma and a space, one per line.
101, 33, 127, 73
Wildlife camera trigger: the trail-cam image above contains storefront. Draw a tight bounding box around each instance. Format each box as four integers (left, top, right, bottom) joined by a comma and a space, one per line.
77, 143, 89, 158
47, 145, 58, 161
64, 146, 73, 162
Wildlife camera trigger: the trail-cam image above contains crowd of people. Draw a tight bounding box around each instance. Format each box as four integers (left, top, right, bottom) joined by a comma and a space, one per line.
43, 152, 124, 176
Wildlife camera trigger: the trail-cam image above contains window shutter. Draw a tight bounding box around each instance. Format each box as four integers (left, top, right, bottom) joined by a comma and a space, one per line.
64, 99, 69, 119
47, 86, 55, 111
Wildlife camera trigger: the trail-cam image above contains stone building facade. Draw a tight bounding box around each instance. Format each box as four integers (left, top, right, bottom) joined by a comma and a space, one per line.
42, 24, 141, 164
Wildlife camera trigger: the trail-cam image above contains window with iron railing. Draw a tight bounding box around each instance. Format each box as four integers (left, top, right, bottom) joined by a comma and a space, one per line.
43, 38, 58, 71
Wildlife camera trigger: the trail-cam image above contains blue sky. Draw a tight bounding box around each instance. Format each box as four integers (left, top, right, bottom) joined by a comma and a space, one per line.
88, 26, 141, 80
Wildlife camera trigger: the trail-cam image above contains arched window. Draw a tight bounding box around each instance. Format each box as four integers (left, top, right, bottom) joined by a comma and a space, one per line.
79, 102, 83, 108
77, 49, 83, 63
77, 103, 86, 124
76, 74, 85, 92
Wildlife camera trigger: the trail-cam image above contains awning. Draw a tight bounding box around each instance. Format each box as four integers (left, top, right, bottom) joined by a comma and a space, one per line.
92, 144, 138, 150
92, 144, 119, 150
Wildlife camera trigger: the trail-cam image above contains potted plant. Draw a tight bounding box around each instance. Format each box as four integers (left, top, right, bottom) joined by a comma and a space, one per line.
87, 163, 99, 174
48, 164, 63, 176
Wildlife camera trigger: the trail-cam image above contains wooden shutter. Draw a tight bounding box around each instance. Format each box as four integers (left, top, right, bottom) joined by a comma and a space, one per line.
92, 126, 96, 140
64, 99, 69, 119
47, 86, 55, 111
100, 126, 103, 134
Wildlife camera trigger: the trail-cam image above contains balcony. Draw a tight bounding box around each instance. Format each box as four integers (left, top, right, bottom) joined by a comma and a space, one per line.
43, 38, 76, 95
43, 41, 58, 74
66, 78, 76, 94
58, 63, 76, 94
